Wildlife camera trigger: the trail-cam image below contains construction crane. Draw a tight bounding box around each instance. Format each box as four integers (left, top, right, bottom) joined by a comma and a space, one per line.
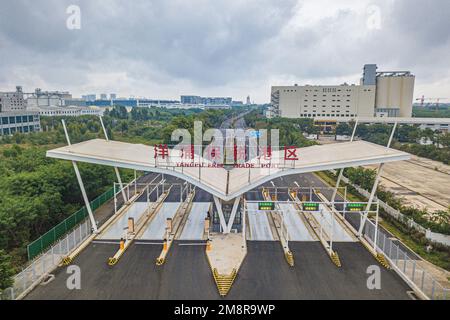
415, 96, 449, 109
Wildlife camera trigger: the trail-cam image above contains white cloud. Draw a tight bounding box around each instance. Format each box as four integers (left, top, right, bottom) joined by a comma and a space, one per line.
0, 0, 449, 103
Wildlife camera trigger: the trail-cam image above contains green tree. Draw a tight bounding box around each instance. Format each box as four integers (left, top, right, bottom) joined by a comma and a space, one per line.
0, 250, 14, 290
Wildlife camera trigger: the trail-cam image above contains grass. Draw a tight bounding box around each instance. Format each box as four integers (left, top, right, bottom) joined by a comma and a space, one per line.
315, 170, 450, 271
314, 171, 363, 202
379, 220, 450, 271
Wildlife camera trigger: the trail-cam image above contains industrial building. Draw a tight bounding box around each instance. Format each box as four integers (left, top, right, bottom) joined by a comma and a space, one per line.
181, 95, 232, 106
0, 87, 41, 136
26, 88, 72, 108
0, 111, 41, 135
268, 64, 415, 120
0, 86, 27, 112
28, 105, 104, 117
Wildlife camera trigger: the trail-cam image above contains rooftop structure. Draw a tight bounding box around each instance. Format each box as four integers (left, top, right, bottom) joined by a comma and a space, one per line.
47, 139, 409, 201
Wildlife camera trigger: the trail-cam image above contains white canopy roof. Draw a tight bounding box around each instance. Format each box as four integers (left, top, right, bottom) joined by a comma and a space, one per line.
47, 139, 410, 201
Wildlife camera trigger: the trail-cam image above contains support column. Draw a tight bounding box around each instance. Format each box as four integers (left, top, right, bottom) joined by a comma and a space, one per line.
226, 197, 241, 233
62, 120, 98, 233
99, 116, 128, 203
331, 119, 359, 203
358, 122, 398, 236
213, 196, 228, 233
242, 202, 246, 243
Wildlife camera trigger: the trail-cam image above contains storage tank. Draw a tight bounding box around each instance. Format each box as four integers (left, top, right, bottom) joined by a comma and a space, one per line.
399, 76, 415, 117
375, 77, 389, 107
375, 73, 415, 117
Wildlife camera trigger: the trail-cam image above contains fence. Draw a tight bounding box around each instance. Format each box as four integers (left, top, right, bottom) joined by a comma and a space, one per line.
335, 172, 450, 247
0, 219, 92, 300
363, 218, 450, 300
27, 187, 115, 260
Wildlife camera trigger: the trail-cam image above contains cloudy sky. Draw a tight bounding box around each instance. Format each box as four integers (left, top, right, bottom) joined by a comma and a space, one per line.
0, 0, 449, 103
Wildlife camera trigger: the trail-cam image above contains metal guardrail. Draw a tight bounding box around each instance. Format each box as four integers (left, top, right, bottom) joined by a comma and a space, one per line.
1, 178, 139, 300
0, 219, 91, 300
27, 187, 115, 260
363, 218, 450, 300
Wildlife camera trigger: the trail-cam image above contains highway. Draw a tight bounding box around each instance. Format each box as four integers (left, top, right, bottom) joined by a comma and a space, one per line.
26, 239, 411, 300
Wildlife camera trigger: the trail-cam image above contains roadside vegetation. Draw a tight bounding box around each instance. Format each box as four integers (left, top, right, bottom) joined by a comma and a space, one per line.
412, 105, 450, 118
244, 109, 318, 147
336, 121, 450, 164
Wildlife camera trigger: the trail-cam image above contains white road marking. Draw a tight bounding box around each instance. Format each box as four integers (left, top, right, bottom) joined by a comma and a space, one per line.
247, 203, 274, 241
179, 202, 211, 240
99, 202, 149, 239
315, 204, 355, 242
140, 202, 181, 240
278, 203, 315, 241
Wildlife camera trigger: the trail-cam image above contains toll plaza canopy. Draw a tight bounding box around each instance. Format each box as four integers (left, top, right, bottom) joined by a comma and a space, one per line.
47, 139, 410, 201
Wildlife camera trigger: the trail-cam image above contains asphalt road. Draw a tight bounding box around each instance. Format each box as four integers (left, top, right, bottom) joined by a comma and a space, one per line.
229, 241, 411, 299
279, 173, 420, 260
26, 241, 216, 300
26, 241, 411, 300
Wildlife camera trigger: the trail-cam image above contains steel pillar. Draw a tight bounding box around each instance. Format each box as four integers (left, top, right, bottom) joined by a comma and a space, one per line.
213, 196, 229, 233
62, 120, 98, 233
226, 197, 241, 233
99, 116, 128, 203
358, 122, 398, 236
331, 119, 359, 203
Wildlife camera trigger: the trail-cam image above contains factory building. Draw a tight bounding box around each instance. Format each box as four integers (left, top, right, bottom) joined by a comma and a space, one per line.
269, 64, 415, 120
0, 87, 40, 136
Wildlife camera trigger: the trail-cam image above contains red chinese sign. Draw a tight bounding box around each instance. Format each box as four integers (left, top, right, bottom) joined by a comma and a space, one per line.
284, 146, 298, 161
154, 144, 169, 159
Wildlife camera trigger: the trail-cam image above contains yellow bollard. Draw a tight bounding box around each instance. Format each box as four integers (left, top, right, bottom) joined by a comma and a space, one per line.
163, 240, 168, 251
206, 240, 212, 251
119, 239, 125, 250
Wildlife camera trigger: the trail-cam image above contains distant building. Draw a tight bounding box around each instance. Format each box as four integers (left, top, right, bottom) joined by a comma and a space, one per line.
0, 86, 41, 135
269, 64, 415, 120
82, 94, 96, 102
181, 95, 203, 104
0, 86, 27, 112
419, 123, 449, 133
374, 70, 415, 118
0, 111, 41, 136
246, 96, 251, 105
180, 95, 232, 107
86, 98, 180, 109
100, 94, 107, 100
110, 93, 117, 100
64, 98, 87, 107
26, 88, 72, 108
29, 105, 104, 117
